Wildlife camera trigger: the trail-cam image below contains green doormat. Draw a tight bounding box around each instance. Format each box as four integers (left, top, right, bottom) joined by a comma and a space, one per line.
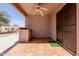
49, 41, 60, 47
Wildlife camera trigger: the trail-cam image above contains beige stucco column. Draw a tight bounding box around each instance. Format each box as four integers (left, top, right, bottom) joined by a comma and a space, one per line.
76, 3, 79, 56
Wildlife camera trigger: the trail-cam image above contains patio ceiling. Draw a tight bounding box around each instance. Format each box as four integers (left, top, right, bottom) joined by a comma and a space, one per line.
12, 3, 65, 16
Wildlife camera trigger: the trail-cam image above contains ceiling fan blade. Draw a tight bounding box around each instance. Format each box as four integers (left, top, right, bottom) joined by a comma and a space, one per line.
40, 7, 48, 11
39, 10, 44, 16
33, 10, 37, 15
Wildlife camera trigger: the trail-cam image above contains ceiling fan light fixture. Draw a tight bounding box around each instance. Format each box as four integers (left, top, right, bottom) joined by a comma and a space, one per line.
33, 3, 48, 16
33, 9, 40, 15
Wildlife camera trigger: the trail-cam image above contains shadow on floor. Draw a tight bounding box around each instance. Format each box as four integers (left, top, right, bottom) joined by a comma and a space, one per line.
19, 39, 60, 47
20, 39, 53, 43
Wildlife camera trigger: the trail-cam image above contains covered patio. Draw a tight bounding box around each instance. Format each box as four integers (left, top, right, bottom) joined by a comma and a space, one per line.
2, 3, 79, 56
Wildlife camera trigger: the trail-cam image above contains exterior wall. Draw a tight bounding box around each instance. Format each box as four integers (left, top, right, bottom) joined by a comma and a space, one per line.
0, 26, 7, 32
50, 13, 56, 41
50, 4, 65, 41
0, 26, 12, 32
25, 4, 66, 40
26, 15, 50, 38
0, 26, 19, 33
76, 3, 79, 55
24, 3, 66, 40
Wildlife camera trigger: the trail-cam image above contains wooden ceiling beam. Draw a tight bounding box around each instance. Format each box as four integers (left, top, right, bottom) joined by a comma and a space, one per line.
11, 3, 28, 16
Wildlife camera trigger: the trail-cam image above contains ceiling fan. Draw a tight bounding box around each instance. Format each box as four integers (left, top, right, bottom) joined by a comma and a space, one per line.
33, 3, 48, 16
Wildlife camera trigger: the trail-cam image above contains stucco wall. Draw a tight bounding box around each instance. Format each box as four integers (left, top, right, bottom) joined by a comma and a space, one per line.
25, 4, 66, 39
76, 3, 79, 55
50, 4, 66, 41
26, 15, 50, 38
50, 13, 56, 41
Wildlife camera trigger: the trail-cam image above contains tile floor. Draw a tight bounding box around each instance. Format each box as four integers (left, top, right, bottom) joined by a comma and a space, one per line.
4, 39, 72, 56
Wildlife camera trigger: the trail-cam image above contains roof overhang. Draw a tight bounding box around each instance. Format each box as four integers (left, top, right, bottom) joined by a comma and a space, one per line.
11, 3, 28, 16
